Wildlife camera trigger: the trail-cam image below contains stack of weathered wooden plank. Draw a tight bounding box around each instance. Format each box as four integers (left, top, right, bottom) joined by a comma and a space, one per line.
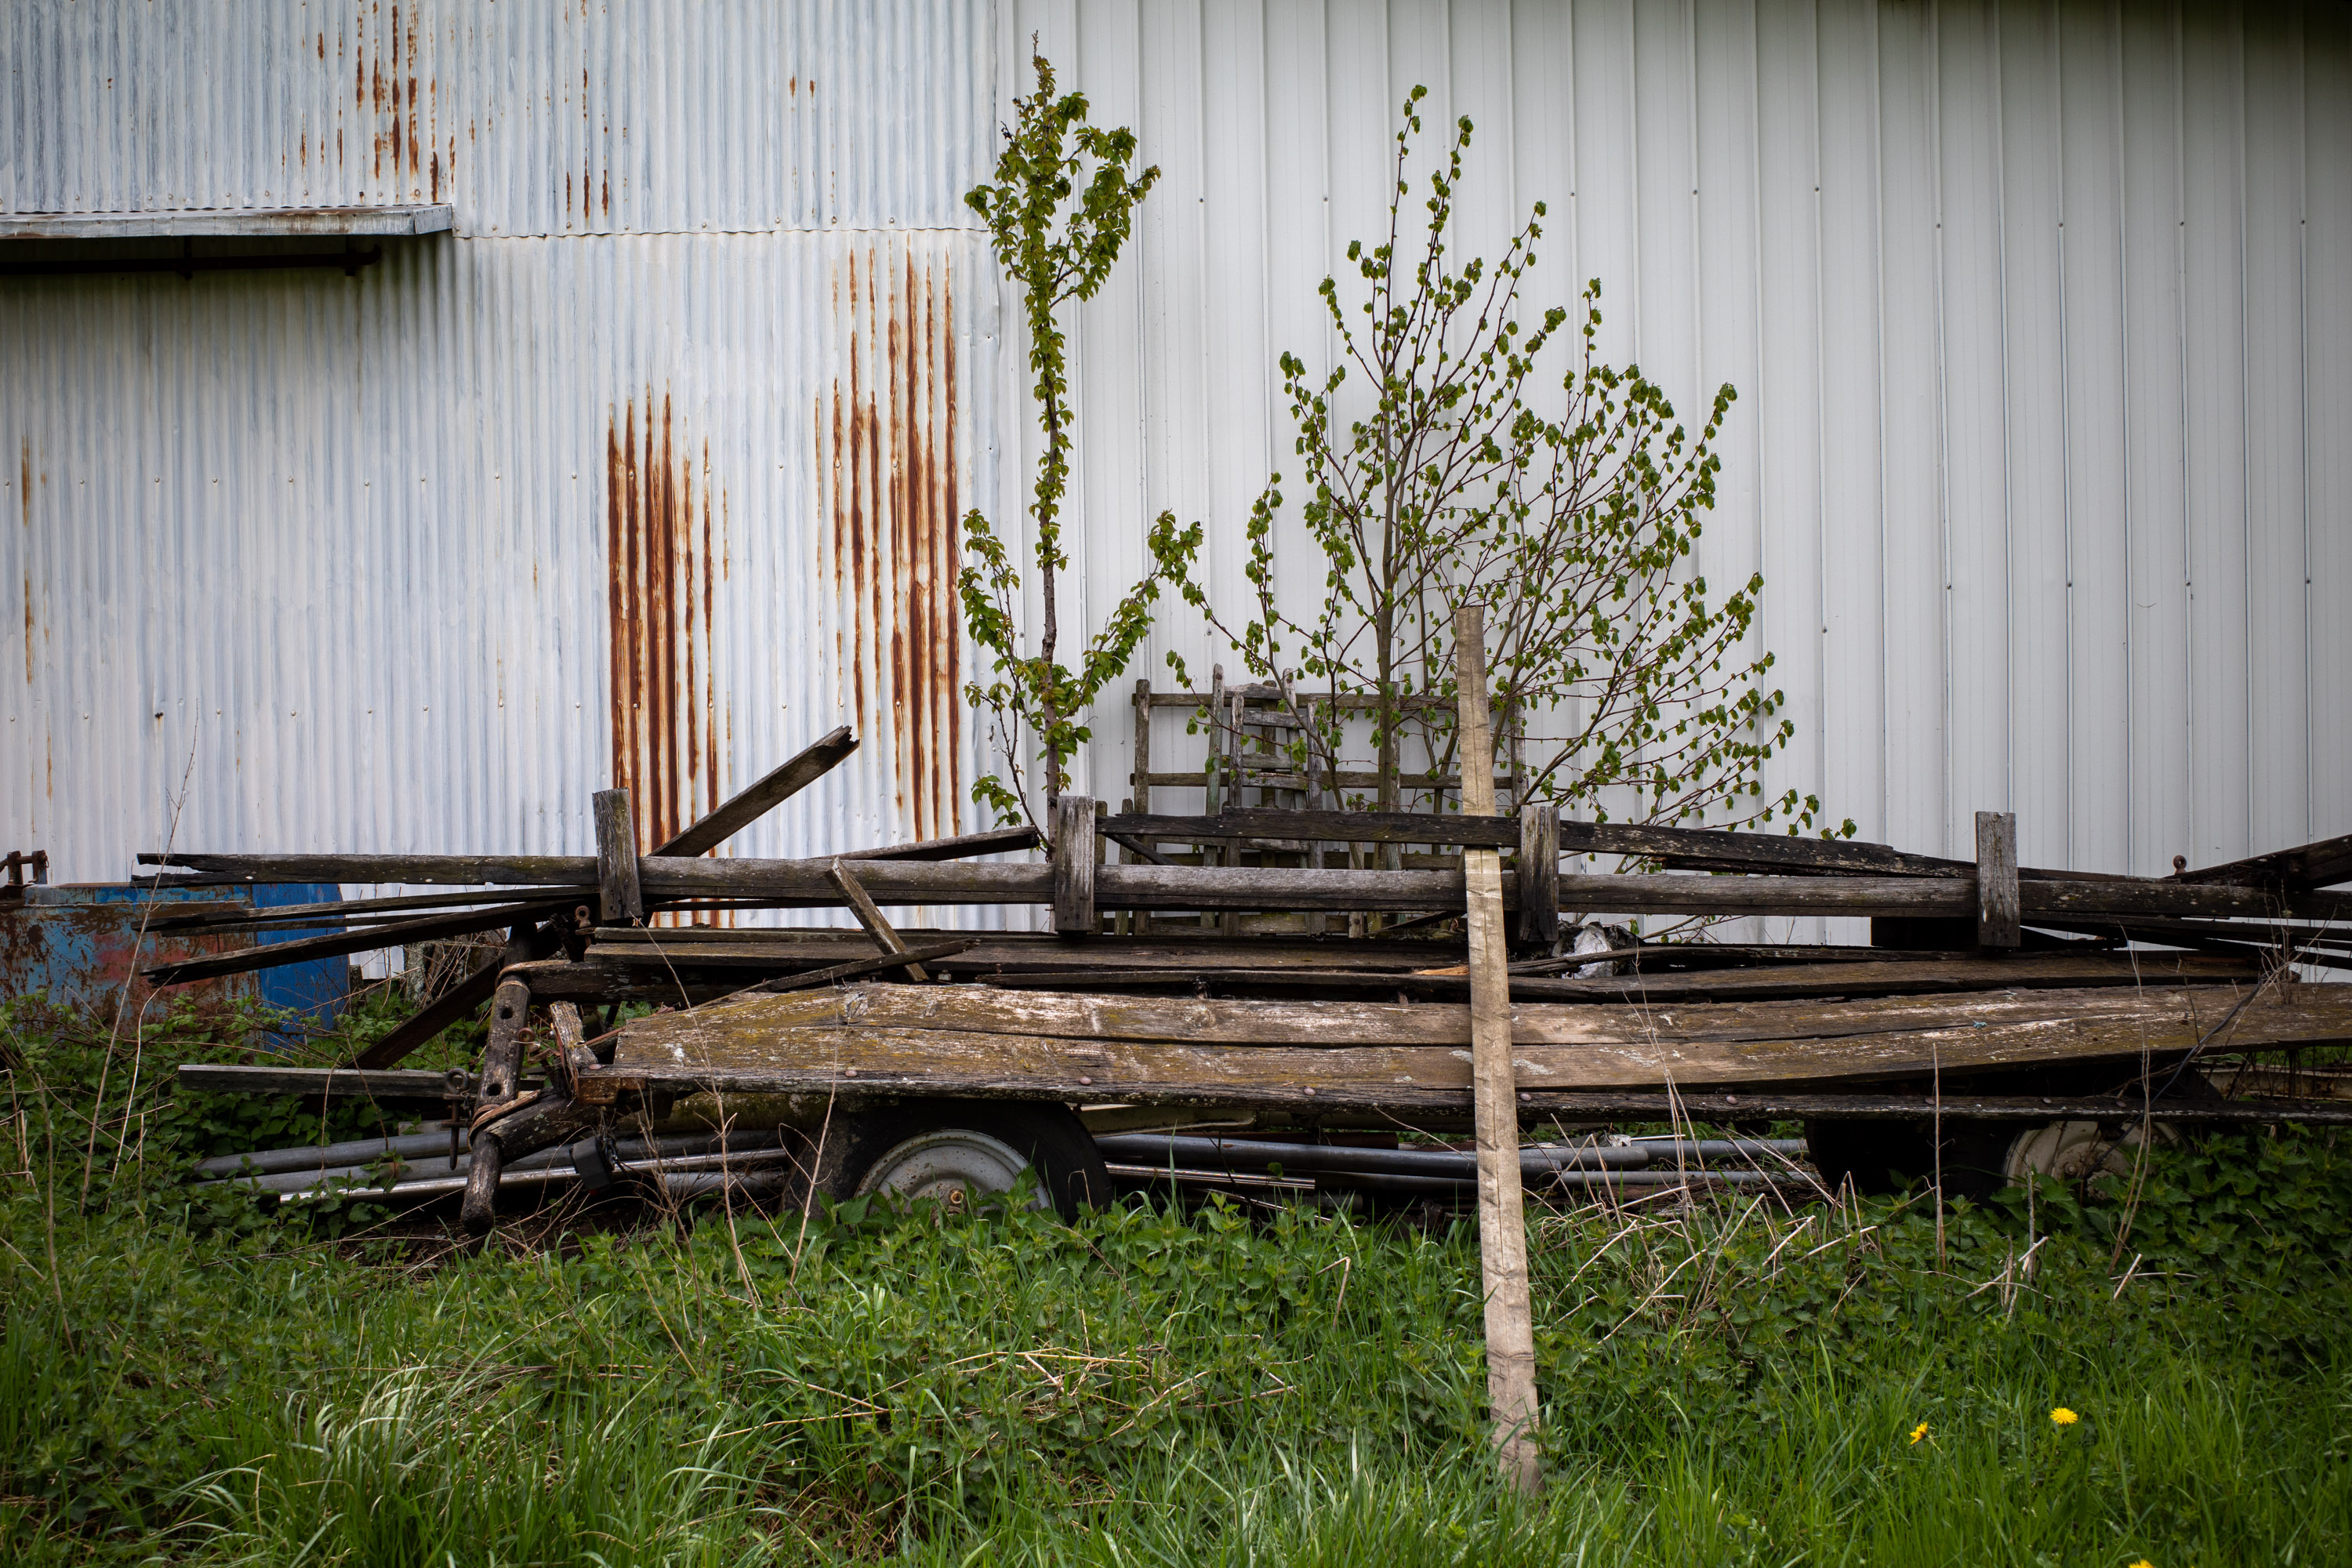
570, 973, 2352, 1123
138, 725, 1039, 1065
144, 699, 2352, 1240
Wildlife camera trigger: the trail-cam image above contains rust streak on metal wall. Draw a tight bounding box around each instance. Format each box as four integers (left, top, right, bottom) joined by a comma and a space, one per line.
20, 439, 36, 687
822, 240, 963, 843
607, 392, 726, 869
340, 2, 448, 203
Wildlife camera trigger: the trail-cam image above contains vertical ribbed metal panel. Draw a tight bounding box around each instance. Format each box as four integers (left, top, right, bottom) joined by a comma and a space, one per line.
0, 0, 985, 234
2, 0, 1000, 909
5, 0, 2347, 934
1014, 0, 2351, 896
2, 232, 998, 887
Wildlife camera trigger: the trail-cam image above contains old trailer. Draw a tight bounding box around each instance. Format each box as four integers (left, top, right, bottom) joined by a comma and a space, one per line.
152, 723, 2352, 1224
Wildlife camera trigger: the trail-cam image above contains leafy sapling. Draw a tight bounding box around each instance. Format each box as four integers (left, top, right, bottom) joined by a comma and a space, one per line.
1172, 88, 1848, 845
960, 52, 1203, 823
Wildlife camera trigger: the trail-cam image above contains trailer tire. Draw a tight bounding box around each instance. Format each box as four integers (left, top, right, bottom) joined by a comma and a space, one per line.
809, 1099, 1110, 1221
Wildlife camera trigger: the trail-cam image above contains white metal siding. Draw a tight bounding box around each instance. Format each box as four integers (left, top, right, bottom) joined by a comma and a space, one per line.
4, 0, 2346, 909
0, 0, 986, 234
2, 2, 1002, 898
1017, 0, 2350, 887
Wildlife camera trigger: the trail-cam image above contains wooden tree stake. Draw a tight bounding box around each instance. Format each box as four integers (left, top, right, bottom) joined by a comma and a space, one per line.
1456, 603, 1543, 1494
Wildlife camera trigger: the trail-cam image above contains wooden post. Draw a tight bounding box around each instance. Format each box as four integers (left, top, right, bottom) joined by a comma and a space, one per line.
1132, 678, 1152, 815
1517, 803, 1559, 948
1052, 794, 1098, 935
1221, 692, 1247, 939
459, 978, 534, 1233
593, 789, 644, 924
1976, 811, 2020, 949
1095, 798, 1111, 932
1455, 603, 1542, 1494
826, 860, 931, 981
1204, 665, 1227, 816
1205, 668, 1230, 936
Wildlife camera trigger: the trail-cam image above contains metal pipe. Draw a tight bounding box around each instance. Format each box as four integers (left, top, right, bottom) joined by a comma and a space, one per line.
1323, 1167, 1791, 1194
1609, 1138, 1810, 1160
211, 1133, 793, 1196
194, 1125, 470, 1178
1105, 1163, 1795, 1196
270, 1143, 801, 1203
1096, 1134, 1634, 1178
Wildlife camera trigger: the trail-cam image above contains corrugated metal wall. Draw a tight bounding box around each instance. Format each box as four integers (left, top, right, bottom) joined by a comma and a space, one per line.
2, 2, 1000, 906
0, 0, 985, 234
1018, 0, 2350, 895
5, 1, 2347, 920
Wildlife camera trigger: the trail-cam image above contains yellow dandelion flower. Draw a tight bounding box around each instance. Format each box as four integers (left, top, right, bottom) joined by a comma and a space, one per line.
2127, 1559, 2154, 1568
1908, 1422, 1929, 1445
2050, 1406, 2079, 1425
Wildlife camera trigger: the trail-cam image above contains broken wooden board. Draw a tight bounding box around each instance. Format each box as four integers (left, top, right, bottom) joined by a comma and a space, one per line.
579, 979, 2352, 1112
147, 852, 2352, 920
586, 935, 1478, 975
626, 978, 2324, 1048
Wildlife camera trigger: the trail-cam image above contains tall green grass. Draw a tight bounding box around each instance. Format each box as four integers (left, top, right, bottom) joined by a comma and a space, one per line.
173, 1367, 757, 1568
5, 996, 2350, 1563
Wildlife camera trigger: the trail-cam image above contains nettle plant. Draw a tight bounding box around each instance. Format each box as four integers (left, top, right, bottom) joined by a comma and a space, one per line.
960, 53, 1203, 824
1175, 88, 1840, 839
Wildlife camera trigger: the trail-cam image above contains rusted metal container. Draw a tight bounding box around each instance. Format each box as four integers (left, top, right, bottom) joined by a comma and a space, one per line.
1, 883, 345, 1019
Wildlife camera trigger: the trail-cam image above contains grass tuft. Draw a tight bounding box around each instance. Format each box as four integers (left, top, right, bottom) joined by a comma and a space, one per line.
2, 995, 2349, 1563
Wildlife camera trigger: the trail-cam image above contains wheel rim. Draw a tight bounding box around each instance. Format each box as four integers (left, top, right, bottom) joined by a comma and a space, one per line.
852, 1129, 1041, 1213
2002, 1120, 2128, 1185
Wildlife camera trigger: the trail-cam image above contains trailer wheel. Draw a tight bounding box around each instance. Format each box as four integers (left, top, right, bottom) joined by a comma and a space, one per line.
812, 1099, 1110, 1221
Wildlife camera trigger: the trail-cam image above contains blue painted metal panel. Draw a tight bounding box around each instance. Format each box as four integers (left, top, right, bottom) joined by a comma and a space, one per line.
246, 884, 347, 1022
0, 884, 347, 1022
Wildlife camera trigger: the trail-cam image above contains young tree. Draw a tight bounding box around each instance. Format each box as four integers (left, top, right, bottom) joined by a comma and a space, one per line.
1175, 88, 1838, 840
960, 53, 1203, 823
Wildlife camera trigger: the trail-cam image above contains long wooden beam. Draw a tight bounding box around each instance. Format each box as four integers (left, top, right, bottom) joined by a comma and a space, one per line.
1486, 1091, 2352, 1125
1193, 808, 1967, 880
141, 899, 572, 985
2175, 830, 2352, 892
971, 951, 2262, 1003
837, 824, 1043, 862
582, 985, 2349, 1111
140, 855, 2352, 920
177, 1063, 476, 1100
653, 979, 2343, 1051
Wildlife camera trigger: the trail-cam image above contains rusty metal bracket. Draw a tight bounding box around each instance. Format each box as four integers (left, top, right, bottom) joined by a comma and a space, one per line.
2, 849, 49, 899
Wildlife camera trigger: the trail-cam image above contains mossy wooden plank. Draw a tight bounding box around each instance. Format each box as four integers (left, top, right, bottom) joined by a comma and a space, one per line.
594, 981, 2352, 1108
645, 977, 2326, 1051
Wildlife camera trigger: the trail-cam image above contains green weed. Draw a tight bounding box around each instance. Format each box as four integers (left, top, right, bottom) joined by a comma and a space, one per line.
2, 996, 2348, 1563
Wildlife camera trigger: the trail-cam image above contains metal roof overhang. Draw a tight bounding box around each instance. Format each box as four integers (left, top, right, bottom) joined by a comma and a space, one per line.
0, 205, 455, 240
